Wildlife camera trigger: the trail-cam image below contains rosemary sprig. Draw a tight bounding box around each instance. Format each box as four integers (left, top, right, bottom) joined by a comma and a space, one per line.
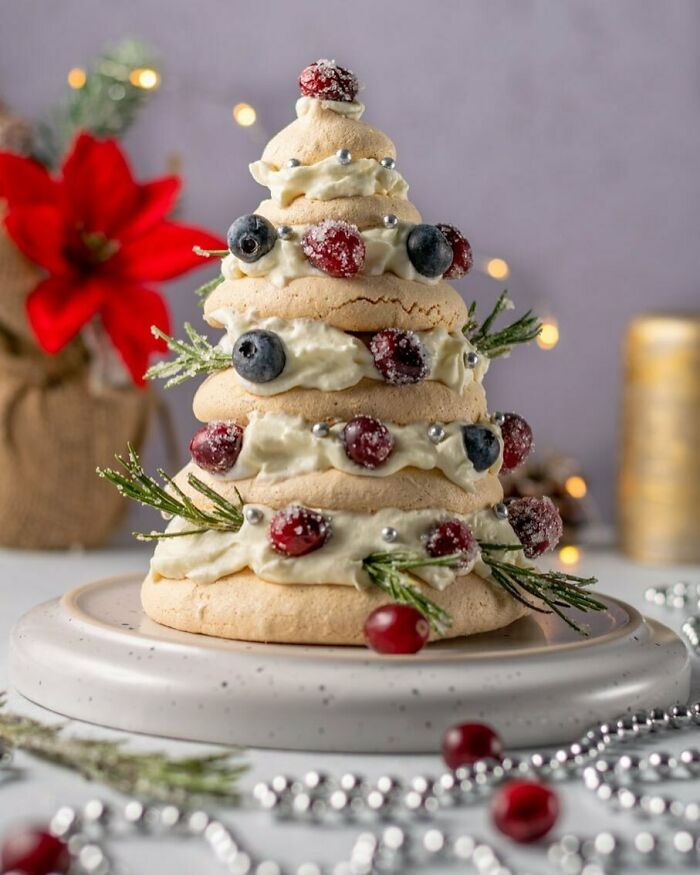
362, 551, 461, 634
97, 444, 243, 539
193, 245, 229, 258
145, 322, 230, 388
464, 290, 542, 358
0, 695, 246, 804
195, 273, 225, 307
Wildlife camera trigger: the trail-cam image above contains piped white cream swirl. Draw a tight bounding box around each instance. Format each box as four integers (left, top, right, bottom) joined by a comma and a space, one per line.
150, 505, 523, 590
222, 221, 439, 288
205, 411, 501, 490
295, 96, 365, 120
249, 155, 408, 206
212, 308, 488, 396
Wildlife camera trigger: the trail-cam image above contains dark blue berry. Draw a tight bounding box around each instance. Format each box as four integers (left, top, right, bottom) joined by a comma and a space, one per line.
461, 425, 501, 472
406, 224, 453, 278
227, 214, 277, 263
232, 330, 286, 383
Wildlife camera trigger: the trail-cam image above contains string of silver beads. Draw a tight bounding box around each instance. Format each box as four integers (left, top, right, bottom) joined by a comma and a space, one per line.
644, 581, 700, 610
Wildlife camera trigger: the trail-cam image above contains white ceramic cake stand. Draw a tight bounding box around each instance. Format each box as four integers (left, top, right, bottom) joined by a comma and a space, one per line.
9, 574, 691, 752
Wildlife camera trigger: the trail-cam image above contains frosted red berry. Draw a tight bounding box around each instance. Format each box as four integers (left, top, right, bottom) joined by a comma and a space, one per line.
269, 505, 331, 557
299, 59, 359, 102
506, 496, 563, 558
491, 780, 560, 843
370, 328, 430, 385
425, 520, 478, 569
301, 220, 366, 278
343, 416, 395, 469
436, 223, 473, 279
442, 722, 503, 770
189, 421, 244, 473
364, 604, 430, 654
500, 413, 534, 472
0, 827, 70, 875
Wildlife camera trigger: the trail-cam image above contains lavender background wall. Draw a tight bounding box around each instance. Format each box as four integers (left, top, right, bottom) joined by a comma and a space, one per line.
3, 0, 700, 528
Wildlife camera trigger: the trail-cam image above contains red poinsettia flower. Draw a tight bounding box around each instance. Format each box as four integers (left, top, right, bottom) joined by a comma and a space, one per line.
0, 132, 225, 384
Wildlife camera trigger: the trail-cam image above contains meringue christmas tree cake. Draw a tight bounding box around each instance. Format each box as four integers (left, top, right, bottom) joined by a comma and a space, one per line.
101, 60, 604, 650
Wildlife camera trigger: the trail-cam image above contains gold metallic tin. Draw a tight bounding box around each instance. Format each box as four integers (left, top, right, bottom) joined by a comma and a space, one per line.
619, 313, 700, 563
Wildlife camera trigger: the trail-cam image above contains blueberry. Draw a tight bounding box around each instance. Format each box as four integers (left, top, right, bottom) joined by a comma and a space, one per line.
406, 224, 453, 278
461, 425, 501, 472
232, 330, 286, 383
227, 214, 277, 263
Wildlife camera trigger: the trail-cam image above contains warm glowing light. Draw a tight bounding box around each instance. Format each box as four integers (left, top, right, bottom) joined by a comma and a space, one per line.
565, 475, 588, 499
486, 257, 510, 280
559, 545, 581, 566
233, 103, 257, 127
129, 67, 161, 90
67, 68, 87, 89
537, 319, 560, 350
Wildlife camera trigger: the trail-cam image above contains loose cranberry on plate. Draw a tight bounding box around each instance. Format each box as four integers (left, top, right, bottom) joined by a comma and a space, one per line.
364, 604, 430, 654
491, 780, 560, 843
268, 506, 331, 557
342, 416, 394, 469
301, 220, 365, 278
369, 328, 430, 385
0, 826, 70, 875
189, 421, 244, 473
441, 722, 503, 770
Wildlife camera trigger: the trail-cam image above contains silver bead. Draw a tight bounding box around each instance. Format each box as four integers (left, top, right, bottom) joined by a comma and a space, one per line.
245, 507, 264, 525
633, 831, 657, 857
380, 157, 396, 169
492, 411, 506, 427
381, 526, 398, 543
286, 158, 301, 168
256, 863, 282, 875
187, 810, 210, 834
339, 772, 364, 793
312, 422, 330, 438
453, 835, 476, 860
336, 148, 352, 164
271, 775, 294, 795
382, 213, 399, 229
381, 825, 407, 851
427, 423, 445, 443
277, 225, 294, 240
303, 769, 329, 790
159, 805, 181, 829
493, 502, 509, 520
78, 843, 108, 874
423, 829, 445, 854
83, 799, 110, 825
679, 748, 700, 773
465, 351, 479, 368
50, 806, 79, 838
669, 704, 692, 727
123, 800, 147, 826
646, 750, 675, 776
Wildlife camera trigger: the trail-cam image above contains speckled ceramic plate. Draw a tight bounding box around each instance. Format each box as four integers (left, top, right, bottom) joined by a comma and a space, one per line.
9, 574, 691, 751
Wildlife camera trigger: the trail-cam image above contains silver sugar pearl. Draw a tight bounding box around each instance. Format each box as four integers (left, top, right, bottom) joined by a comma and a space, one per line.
381, 526, 399, 543
78, 843, 107, 874
286, 158, 301, 168
380, 156, 396, 169
382, 213, 399, 229
277, 225, 294, 240
312, 422, 330, 438
465, 351, 480, 368
427, 423, 445, 444
245, 507, 264, 525
50, 806, 79, 838
493, 502, 509, 520
83, 799, 110, 825
492, 411, 506, 427
336, 148, 352, 165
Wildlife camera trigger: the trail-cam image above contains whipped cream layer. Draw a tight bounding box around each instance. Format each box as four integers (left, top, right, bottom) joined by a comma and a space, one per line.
295, 95, 365, 120
212, 308, 488, 396
150, 505, 523, 590
249, 155, 408, 207
207, 411, 501, 489
221, 221, 440, 288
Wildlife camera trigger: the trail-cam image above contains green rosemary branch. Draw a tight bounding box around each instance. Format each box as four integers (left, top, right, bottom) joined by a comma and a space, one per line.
97, 444, 243, 539
195, 273, 225, 307
464, 290, 542, 358
0, 695, 246, 804
193, 246, 230, 258
478, 542, 605, 634
145, 322, 230, 388
362, 551, 462, 634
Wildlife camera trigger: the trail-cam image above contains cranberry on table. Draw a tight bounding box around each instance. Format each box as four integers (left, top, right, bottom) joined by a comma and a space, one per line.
301, 220, 366, 278
491, 780, 560, 843
268, 505, 331, 557
370, 328, 430, 385
435, 223, 473, 279
1, 827, 70, 875
364, 604, 430, 654
425, 519, 478, 569
506, 496, 563, 558
189, 421, 244, 473
441, 722, 503, 770
343, 416, 395, 469
500, 413, 534, 472
299, 60, 359, 102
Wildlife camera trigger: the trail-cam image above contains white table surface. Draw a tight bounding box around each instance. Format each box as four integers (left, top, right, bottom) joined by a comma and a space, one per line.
0, 543, 698, 874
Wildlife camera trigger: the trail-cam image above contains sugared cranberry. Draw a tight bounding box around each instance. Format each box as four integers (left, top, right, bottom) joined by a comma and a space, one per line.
299, 60, 359, 102
301, 220, 366, 278
364, 604, 430, 654
506, 496, 563, 558
435, 223, 473, 279
343, 416, 394, 469
189, 421, 244, 473
369, 328, 430, 385
491, 780, 560, 843
0, 827, 70, 875
500, 413, 534, 472
441, 722, 503, 770
268, 505, 331, 557
425, 520, 478, 569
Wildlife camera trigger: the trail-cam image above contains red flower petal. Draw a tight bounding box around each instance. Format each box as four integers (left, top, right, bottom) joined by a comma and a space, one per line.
114, 221, 226, 281
4, 204, 70, 274
61, 133, 139, 236
26, 275, 104, 353
120, 176, 181, 240
0, 152, 57, 206
102, 284, 170, 384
